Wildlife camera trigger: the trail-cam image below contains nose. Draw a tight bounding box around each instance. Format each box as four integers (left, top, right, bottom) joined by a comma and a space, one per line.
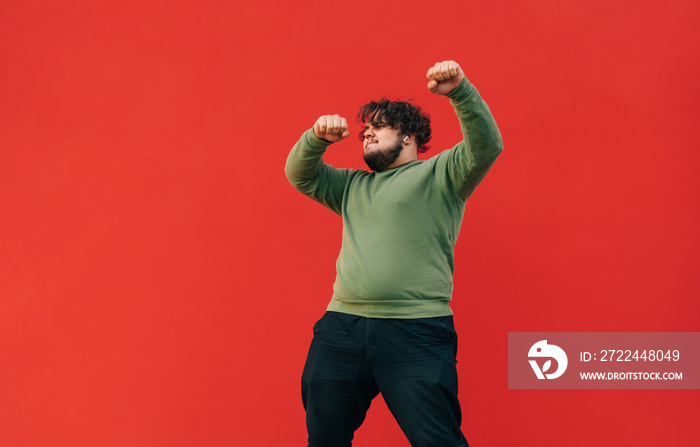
364, 126, 375, 139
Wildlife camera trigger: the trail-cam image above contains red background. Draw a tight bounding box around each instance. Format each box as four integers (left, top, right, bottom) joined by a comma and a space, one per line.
1, 0, 699, 445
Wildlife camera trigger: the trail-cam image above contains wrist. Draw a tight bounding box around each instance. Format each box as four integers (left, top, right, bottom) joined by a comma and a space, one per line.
312, 128, 332, 143
306, 128, 333, 149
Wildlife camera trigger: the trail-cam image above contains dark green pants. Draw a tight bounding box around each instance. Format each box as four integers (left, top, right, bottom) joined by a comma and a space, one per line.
302, 311, 469, 447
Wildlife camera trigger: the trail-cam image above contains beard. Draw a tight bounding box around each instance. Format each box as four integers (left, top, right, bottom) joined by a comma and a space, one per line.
363, 139, 404, 172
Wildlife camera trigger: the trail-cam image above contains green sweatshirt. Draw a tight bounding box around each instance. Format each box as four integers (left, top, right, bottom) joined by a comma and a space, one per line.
285, 79, 503, 319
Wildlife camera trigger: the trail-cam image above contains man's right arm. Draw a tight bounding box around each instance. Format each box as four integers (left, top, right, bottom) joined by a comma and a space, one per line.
284, 115, 352, 215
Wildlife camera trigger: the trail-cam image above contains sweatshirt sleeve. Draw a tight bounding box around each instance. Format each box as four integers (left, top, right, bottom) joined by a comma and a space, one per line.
432, 78, 503, 202
284, 128, 351, 215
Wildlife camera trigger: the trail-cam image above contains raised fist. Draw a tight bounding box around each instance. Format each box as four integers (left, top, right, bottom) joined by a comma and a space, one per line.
426, 60, 466, 96
313, 114, 350, 143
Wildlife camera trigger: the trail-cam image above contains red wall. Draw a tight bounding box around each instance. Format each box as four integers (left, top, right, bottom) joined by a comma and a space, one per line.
2, 0, 699, 445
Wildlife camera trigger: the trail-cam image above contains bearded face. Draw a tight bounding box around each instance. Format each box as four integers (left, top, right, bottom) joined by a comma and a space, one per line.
361, 119, 407, 172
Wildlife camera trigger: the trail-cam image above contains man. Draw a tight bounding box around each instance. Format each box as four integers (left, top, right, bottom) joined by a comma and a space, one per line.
285, 60, 502, 447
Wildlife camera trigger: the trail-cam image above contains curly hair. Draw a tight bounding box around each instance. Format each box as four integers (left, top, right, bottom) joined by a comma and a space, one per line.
357, 99, 432, 153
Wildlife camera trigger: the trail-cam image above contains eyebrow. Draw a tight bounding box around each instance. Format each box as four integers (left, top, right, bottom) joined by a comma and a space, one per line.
365, 121, 388, 129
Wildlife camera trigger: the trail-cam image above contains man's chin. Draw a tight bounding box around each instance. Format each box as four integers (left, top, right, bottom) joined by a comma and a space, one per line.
364, 153, 394, 172
363, 141, 404, 172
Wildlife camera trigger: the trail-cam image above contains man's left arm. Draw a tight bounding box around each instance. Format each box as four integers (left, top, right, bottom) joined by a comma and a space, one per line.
428, 61, 503, 201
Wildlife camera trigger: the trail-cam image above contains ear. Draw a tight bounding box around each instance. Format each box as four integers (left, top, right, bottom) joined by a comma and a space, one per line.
402, 134, 415, 144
